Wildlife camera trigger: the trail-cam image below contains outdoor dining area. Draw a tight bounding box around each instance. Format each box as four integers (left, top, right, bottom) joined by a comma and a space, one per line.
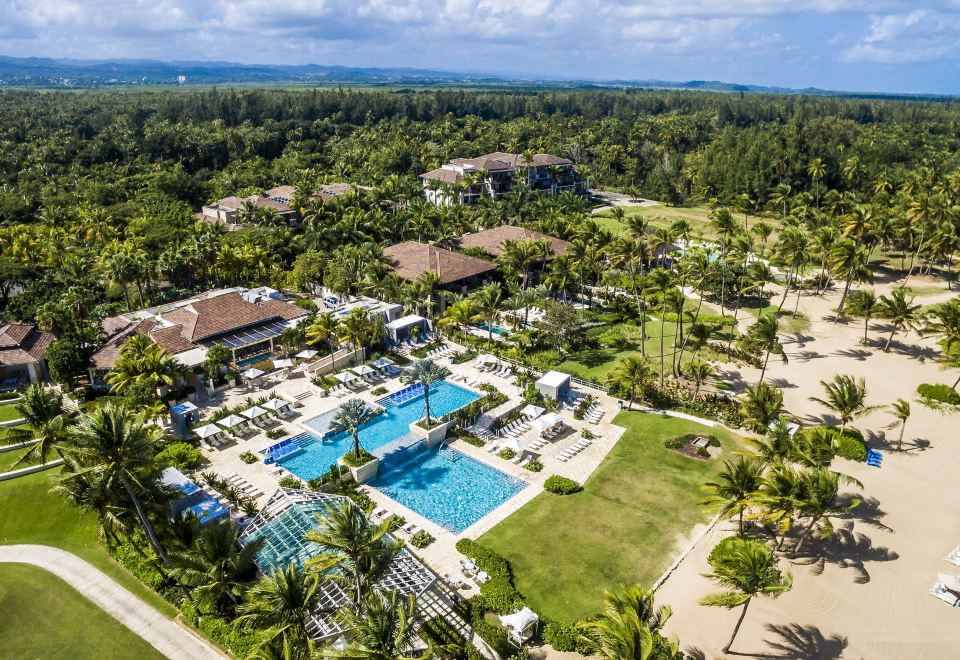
193, 397, 295, 449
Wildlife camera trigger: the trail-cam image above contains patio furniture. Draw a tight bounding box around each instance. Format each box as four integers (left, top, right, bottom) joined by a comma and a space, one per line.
262, 398, 295, 417
929, 582, 959, 606
946, 546, 960, 568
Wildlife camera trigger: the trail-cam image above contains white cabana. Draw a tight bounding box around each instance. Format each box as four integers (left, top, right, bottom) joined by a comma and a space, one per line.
531, 412, 564, 433
352, 365, 376, 377
295, 349, 319, 359
240, 406, 269, 422
242, 367, 265, 380
333, 371, 359, 383
262, 398, 293, 413
498, 607, 539, 647
385, 314, 428, 344
194, 423, 224, 440
535, 370, 571, 400
217, 414, 247, 431
519, 404, 545, 420
273, 358, 294, 369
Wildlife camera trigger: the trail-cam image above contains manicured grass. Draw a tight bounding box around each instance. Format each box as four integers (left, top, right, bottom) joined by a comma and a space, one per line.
593, 203, 780, 240
0, 445, 39, 472
479, 412, 742, 622
0, 404, 23, 422
0, 470, 177, 616
0, 563, 166, 660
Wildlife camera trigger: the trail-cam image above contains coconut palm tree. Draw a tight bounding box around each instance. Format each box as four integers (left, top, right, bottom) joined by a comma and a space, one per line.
576, 584, 672, 660
401, 359, 451, 426
470, 283, 504, 343
307, 312, 341, 356
793, 468, 862, 554
607, 355, 654, 409
828, 238, 872, 316
886, 398, 911, 451
739, 313, 787, 384
331, 399, 377, 462
807, 157, 826, 207
846, 289, 879, 344
303, 501, 399, 612
169, 519, 263, 614
645, 268, 675, 387
741, 419, 793, 467
3, 384, 73, 467
436, 299, 479, 337
700, 536, 792, 654
739, 382, 784, 433
919, 299, 960, 389
236, 562, 325, 656
703, 456, 764, 534
320, 591, 420, 660
809, 374, 876, 435
60, 403, 170, 562
876, 288, 920, 351
338, 308, 381, 362
684, 360, 715, 398
106, 337, 183, 397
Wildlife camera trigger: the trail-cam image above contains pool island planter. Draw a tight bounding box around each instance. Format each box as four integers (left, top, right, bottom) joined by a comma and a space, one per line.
339, 456, 380, 484
410, 419, 454, 448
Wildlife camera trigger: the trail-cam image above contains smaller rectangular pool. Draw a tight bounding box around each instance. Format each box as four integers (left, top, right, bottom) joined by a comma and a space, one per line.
372, 446, 526, 533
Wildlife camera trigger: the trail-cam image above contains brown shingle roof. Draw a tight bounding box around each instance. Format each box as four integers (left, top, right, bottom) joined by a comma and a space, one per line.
0, 323, 55, 366
382, 242, 496, 285
215, 196, 247, 210
420, 168, 462, 184
265, 185, 296, 199
459, 226, 571, 259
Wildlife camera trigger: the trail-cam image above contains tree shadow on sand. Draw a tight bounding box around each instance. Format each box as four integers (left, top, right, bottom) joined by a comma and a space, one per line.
865, 429, 932, 455
720, 623, 848, 659
830, 347, 873, 361
837, 495, 893, 533
790, 523, 898, 584
886, 340, 939, 363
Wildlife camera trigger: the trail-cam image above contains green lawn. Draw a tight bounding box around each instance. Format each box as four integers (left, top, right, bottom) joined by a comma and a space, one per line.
0, 404, 23, 422
0, 445, 39, 472
0, 563, 166, 660
0, 470, 177, 616
478, 412, 742, 622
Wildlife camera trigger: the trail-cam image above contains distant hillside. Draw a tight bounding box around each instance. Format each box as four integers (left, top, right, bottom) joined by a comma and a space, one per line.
0, 55, 950, 99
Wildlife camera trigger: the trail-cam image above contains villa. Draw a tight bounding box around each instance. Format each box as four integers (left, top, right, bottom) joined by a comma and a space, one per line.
200, 183, 352, 229
0, 322, 55, 389
382, 241, 497, 301
420, 152, 589, 206
458, 225, 571, 261
89, 286, 309, 385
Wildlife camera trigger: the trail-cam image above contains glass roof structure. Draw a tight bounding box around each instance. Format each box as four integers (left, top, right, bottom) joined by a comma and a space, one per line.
204, 320, 290, 349
239, 488, 438, 640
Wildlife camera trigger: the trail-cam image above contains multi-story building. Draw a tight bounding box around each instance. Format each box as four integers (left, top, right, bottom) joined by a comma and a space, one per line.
419, 152, 588, 205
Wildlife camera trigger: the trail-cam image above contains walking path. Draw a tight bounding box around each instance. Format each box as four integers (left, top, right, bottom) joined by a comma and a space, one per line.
0, 544, 225, 660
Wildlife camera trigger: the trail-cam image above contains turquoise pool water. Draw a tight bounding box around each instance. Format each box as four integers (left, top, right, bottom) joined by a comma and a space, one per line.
373, 445, 526, 532
278, 380, 481, 480
237, 351, 273, 367
474, 322, 511, 336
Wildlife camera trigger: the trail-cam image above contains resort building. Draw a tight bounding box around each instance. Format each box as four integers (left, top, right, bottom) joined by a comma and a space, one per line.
200, 183, 352, 229
0, 322, 55, 389
239, 488, 464, 643
458, 225, 571, 261
382, 241, 497, 300
89, 287, 309, 384
318, 291, 404, 325
420, 152, 588, 206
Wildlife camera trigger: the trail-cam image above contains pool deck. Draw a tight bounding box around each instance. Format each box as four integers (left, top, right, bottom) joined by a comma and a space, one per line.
188, 342, 629, 597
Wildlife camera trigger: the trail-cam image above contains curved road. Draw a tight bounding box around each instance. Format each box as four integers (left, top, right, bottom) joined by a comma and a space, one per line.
0, 544, 225, 660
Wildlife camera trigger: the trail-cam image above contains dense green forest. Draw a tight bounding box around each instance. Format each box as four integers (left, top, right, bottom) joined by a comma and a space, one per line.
2, 87, 960, 386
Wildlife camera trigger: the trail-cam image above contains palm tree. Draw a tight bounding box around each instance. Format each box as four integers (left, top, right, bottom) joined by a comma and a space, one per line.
876, 288, 920, 351
3, 384, 73, 467
236, 562, 324, 656
793, 468, 862, 554
700, 536, 792, 654
169, 519, 263, 614
331, 399, 377, 462
809, 374, 876, 435
303, 501, 399, 612
685, 360, 715, 398
470, 283, 503, 342
307, 312, 341, 356
60, 403, 169, 562
739, 382, 784, 433
739, 313, 787, 384
320, 591, 420, 660
106, 336, 183, 398
886, 398, 911, 451
203, 343, 233, 384
742, 419, 793, 467
807, 157, 826, 207
703, 456, 764, 534
919, 299, 960, 388
645, 269, 675, 387
846, 289, 879, 344
338, 308, 380, 362
576, 584, 672, 660
607, 356, 653, 409
401, 359, 451, 426
828, 238, 872, 316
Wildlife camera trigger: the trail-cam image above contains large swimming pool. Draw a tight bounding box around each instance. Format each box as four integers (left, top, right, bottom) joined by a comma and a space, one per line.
373, 445, 526, 532
277, 380, 481, 481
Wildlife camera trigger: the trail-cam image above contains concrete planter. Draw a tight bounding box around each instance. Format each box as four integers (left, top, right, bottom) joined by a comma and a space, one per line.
0, 417, 26, 428
340, 457, 380, 484
409, 419, 454, 448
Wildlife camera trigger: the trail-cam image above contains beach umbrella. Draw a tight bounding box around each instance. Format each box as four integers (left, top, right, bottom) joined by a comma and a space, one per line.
273, 358, 294, 369
295, 349, 318, 359
217, 414, 246, 430
371, 357, 395, 369
333, 371, 358, 383
519, 404, 545, 420
194, 423, 223, 439
241, 367, 265, 380
352, 365, 376, 376
262, 398, 291, 412
240, 406, 269, 421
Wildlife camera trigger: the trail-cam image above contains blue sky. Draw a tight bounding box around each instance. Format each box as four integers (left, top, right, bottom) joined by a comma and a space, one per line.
2, 1, 959, 94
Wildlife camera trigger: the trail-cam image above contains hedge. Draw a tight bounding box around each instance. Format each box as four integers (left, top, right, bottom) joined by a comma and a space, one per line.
800, 425, 867, 463
543, 475, 582, 495
918, 383, 960, 409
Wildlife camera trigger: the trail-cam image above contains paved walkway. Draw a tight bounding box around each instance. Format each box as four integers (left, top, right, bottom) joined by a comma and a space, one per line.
0, 544, 225, 660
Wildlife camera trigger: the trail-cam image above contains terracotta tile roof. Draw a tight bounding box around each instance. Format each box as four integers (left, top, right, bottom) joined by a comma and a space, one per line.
265, 185, 295, 199
161, 292, 277, 343
420, 168, 462, 184
251, 196, 291, 212
91, 318, 159, 370
0, 323, 54, 366
450, 157, 514, 171
382, 242, 496, 285
149, 325, 196, 355
316, 183, 352, 198
259, 299, 310, 321
459, 226, 571, 259
215, 196, 247, 210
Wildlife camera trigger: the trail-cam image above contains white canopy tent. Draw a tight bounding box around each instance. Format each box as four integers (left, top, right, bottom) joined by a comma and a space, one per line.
475, 354, 497, 365
273, 358, 294, 369
241, 367, 265, 380
498, 607, 539, 647
519, 404, 545, 420
295, 349, 319, 359
531, 412, 564, 433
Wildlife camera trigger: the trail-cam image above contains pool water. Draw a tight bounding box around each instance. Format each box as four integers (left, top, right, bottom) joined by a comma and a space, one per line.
278, 380, 481, 481
474, 322, 511, 336
236, 351, 273, 367
372, 445, 526, 532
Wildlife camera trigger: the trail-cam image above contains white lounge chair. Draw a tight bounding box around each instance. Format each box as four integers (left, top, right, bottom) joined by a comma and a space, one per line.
947, 547, 960, 568
929, 583, 959, 606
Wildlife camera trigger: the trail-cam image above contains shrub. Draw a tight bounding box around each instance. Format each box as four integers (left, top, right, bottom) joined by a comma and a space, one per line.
831, 428, 868, 462
265, 427, 286, 440
410, 530, 435, 548
543, 619, 579, 652
340, 448, 376, 467
453, 428, 486, 447
387, 514, 406, 531
155, 442, 204, 471
467, 595, 513, 657
498, 448, 517, 460
239, 451, 257, 464
278, 475, 303, 489
543, 475, 581, 495
918, 383, 960, 409
524, 458, 543, 472
370, 386, 388, 396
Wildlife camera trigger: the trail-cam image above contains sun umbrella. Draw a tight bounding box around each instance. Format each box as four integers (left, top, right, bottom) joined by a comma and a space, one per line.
519, 404, 545, 420
352, 365, 376, 376
217, 414, 246, 430
371, 357, 395, 369
240, 406, 269, 421
194, 423, 223, 439
273, 358, 294, 369
295, 349, 318, 359
334, 371, 358, 383
241, 367, 265, 380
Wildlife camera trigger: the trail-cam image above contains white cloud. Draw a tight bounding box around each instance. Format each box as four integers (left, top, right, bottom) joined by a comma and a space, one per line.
843, 9, 960, 63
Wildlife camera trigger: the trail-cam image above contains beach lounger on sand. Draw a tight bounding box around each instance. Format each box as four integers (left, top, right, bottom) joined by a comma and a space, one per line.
929, 583, 959, 606
946, 547, 960, 568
